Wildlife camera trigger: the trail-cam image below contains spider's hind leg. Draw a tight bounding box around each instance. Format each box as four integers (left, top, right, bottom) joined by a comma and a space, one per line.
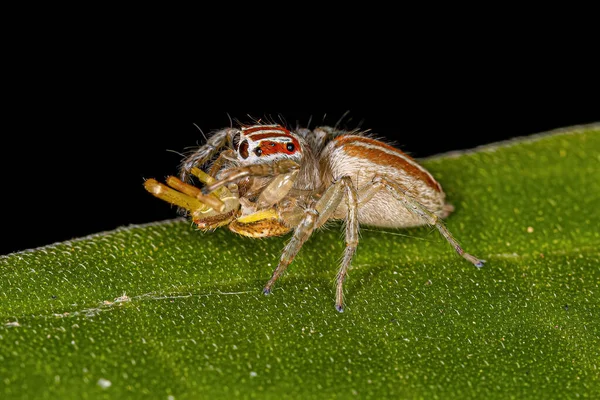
376, 178, 485, 268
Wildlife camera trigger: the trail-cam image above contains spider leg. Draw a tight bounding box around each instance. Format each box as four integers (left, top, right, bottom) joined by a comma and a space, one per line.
263, 176, 359, 313
179, 128, 237, 182
374, 178, 485, 267
311, 177, 359, 312
333, 177, 359, 313
262, 179, 347, 296
262, 208, 318, 296
207, 149, 237, 177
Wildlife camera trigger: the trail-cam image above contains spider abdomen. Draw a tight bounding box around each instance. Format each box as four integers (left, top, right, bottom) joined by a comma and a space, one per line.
321, 135, 449, 228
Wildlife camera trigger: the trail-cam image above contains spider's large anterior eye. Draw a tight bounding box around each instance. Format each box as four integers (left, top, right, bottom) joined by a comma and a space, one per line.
239, 140, 249, 159
286, 143, 295, 152
255, 148, 263, 156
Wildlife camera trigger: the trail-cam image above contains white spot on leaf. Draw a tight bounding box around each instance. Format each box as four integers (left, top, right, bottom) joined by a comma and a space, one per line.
97, 378, 112, 389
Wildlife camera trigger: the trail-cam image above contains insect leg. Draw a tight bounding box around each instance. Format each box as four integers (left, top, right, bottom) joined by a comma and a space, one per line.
202, 159, 300, 195
254, 170, 299, 209
163, 176, 225, 212
379, 178, 485, 267
144, 174, 240, 229
144, 179, 206, 212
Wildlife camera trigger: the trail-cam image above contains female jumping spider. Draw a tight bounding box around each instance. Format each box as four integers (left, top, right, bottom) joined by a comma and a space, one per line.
144, 123, 484, 312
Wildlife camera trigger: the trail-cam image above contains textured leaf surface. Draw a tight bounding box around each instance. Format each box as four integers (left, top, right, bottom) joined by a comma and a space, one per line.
1, 124, 599, 399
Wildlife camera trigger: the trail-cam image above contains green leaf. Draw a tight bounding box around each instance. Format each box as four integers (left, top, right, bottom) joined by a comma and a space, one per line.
2, 124, 599, 399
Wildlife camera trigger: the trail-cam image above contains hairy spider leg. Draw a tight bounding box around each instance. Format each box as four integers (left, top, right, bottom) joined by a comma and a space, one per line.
371, 178, 485, 267
180, 128, 237, 182
206, 149, 237, 178
262, 176, 359, 313
330, 178, 359, 313
262, 208, 318, 296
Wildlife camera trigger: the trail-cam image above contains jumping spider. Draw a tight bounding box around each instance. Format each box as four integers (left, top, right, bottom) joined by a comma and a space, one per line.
144, 123, 484, 312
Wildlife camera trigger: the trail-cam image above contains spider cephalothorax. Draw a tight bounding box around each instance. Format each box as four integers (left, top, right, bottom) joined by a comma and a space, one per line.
145, 122, 484, 312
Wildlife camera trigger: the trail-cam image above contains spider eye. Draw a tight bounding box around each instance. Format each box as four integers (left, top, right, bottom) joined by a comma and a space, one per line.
286, 143, 295, 152
239, 140, 249, 159
255, 148, 262, 156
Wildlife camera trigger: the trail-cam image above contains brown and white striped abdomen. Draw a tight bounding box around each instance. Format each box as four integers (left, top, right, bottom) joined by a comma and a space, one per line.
320, 135, 449, 228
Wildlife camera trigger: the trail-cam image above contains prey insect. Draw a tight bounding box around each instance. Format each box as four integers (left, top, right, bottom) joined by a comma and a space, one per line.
144, 122, 485, 312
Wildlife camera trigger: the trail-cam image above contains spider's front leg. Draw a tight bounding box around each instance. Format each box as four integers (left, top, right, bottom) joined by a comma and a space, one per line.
263, 176, 359, 313
179, 127, 238, 182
